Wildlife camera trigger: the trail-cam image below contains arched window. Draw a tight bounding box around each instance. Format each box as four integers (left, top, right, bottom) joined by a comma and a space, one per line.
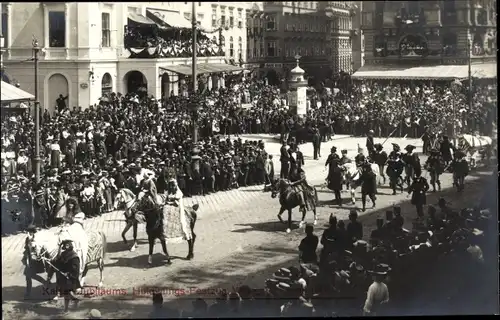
229, 36, 234, 57
101, 73, 113, 96
238, 36, 243, 60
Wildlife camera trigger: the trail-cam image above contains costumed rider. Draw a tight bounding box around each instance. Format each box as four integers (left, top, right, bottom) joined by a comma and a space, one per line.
59, 212, 88, 286
355, 145, 367, 168
402, 145, 421, 188
424, 148, 444, 192
289, 166, 315, 215
372, 144, 388, 186
138, 171, 160, 206
386, 143, 404, 195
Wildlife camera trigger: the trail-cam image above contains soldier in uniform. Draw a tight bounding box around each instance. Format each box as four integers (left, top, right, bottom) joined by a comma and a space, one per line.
408, 171, 430, 218
355, 146, 367, 168
386, 144, 405, 195
366, 129, 375, 159
372, 144, 388, 186
402, 145, 421, 188
359, 162, 377, 212
451, 150, 469, 192
339, 149, 352, 165
424, 149, 444, 192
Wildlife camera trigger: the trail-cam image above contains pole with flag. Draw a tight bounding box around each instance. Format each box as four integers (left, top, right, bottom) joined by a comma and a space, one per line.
32, 35, 41, 184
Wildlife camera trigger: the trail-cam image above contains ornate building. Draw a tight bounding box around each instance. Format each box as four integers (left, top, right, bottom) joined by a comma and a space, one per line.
360, 0, 496, 69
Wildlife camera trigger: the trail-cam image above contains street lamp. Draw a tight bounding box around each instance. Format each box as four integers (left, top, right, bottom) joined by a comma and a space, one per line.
451, 79, 462, 147
32, 37, 41, 184
190, 1, 201, 173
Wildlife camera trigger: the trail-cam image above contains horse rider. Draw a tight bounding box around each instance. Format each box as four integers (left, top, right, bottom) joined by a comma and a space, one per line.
439, 135, 455, 167
372, 144, 388, 186
60, 212, 88, 281
451, 150, 469, 192
402, 144, 421, 188
366, 129, 375, 159
355, 146, 367, 168
424, 148, 444, 192
138, 172, 160, 206
288, 166, 314, 211
359, 162, 377, 212
55, 239, 81, 312
339, 149, 352, 165
408, 170, 430, 218
386, 144, 404, 195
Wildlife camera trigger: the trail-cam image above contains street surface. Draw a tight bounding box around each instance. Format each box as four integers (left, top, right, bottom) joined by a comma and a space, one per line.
2, 135, 497, 319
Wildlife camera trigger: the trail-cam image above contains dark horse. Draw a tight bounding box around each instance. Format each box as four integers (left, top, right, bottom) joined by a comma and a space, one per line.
270, 178, 319, 233
134, 193, 199, 265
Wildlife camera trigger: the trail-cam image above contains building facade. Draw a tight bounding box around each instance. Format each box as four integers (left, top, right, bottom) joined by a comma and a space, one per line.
360, 0, 496, 68
1, 2, 249, 113
243, 1, 360, 85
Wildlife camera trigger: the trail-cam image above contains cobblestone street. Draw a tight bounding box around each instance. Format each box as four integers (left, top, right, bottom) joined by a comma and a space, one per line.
3, 135, 494, 319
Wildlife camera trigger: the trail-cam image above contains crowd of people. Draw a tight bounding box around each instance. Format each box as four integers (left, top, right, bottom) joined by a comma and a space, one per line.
137, 197, 491, 318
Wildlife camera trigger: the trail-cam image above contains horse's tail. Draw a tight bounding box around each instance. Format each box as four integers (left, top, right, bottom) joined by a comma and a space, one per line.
100, 231, 107, 261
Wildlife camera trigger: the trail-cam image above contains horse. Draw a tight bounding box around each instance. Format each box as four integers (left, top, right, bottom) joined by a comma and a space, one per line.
25, 228, 107, 298
340, 162, 379, 205
113, 188, 146, 252
115, 188, 198, 261
270, 178, 318, 233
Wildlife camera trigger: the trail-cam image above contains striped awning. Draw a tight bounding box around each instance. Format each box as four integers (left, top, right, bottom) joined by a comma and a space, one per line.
146, 9, 192, 29
128, 12, 156, 25
160, 63, 246, 76
351, 63, 497, 80
1, 81, 35, 103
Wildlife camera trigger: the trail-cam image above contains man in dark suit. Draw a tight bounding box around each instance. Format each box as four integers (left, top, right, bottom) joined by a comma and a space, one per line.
366, 130, 375, 160
201, 156, 215, 195
312, 128, 321, 160
295, 146, 305, 170
279, 142, 290, 179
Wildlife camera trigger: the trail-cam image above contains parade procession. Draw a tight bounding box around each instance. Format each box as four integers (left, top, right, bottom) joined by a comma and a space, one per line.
1, 1, 498, 319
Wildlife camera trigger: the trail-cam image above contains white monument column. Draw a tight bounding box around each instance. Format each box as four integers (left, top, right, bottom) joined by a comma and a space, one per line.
287, 55, 308, 115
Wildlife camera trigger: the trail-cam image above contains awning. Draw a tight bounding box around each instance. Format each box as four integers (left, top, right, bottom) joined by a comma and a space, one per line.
1, 81, 35, 103
352, 63, 497, 80
146, 9, 192, 29
128, 12, 156, 25
160, 63, 246, 76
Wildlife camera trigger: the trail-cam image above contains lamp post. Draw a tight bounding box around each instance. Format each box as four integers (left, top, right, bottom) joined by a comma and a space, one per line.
32, 37, 41, 184
451, 79, 462, 147
190, 1, 201, 173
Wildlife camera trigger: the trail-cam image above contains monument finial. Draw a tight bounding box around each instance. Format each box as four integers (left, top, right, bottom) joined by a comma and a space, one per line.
294, 55, 301, 68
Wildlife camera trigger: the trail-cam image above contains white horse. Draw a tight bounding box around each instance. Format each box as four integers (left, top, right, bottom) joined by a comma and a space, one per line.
113, 188, 146, 252
341, 162, 380, 205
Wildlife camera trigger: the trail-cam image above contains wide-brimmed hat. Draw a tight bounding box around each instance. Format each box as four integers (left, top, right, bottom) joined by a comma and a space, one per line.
331, 146, 337, 151
341, 149, 348, 154
368, 263, 391, 275
405, 145, 416, 151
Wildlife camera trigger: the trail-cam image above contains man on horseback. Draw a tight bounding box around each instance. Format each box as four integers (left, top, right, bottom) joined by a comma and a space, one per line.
339, 149, 352, 166
59, 212, 88, 283
288, 166, 314, 211
355, 146, 367, 168
138, 172, 160, 206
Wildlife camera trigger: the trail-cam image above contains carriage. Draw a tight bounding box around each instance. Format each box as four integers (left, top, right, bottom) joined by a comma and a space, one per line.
457, 134, 493, 169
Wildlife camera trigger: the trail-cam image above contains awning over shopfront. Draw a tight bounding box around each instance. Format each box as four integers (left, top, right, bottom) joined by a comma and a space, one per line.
160, 63, 246, 76
352, 63, 497, 80
1, 81, 35, 104
146, 9, 192, 29
128, 12, 156, 25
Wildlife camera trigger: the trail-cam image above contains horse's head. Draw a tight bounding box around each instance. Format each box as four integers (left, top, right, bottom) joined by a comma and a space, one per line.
114, 188, 135, 210
28, 230, 59, 261
271, 179, 291, 198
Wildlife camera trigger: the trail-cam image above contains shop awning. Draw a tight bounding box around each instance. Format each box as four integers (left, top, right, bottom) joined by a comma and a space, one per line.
128, 12, 156, 25
1, 81, 35, 103
146, 9, 192, 29
160, 63, 246, 76
352, 63, 497, 80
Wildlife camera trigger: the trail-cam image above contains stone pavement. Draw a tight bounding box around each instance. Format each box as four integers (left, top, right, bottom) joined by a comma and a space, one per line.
8, 134, 480, 319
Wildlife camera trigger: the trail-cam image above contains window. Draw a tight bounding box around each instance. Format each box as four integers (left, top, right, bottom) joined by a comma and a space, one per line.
229, 36, 234, 56
1, 5, 8, 48
229, 9, 234, 27
184, 12, 191, 21
49, 11, 66, 47
101, 13, 111, 47
260, 40, 265, 57
221, 7, 226, 26
267, 15, 276, 31
212, 8, 217, 27
197, 13, 204, 25
238, 36, 242, 54
101, 73, 113, 96
238, 9, 243, 28
267, 40, 277, 57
